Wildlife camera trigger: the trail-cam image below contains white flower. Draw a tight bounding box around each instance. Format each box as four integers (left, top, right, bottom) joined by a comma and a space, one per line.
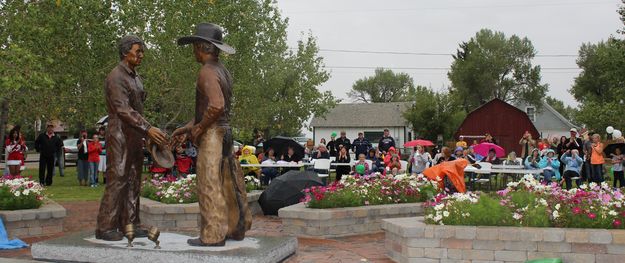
538, 199, 547, 206
434, 204, 445, 211
443, 211, 450, 217
589, 182, 598, 189
555, 204, 561, 210
552, 211, 559, 219
14, 191, 20, 197
507, 182, 519, 188
513, 213, 523, 220
580, 184, 588, 190
609, 210, 618, 216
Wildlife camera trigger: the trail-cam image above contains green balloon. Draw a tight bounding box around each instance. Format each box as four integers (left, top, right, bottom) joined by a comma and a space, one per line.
355, 164, 365, 174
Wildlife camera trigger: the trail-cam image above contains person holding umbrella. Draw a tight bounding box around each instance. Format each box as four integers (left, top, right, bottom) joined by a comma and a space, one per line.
411, 145, 431, 174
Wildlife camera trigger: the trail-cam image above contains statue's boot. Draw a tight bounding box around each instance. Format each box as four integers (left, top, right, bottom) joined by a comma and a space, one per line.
95, 230, 124, 241
187, 238, 226, 247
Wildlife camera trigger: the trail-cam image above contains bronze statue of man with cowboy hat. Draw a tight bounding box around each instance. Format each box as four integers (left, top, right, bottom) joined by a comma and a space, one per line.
172, 23, 251, 246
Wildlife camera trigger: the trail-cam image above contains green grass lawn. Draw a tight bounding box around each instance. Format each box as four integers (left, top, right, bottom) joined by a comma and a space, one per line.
21, 168, 106, 202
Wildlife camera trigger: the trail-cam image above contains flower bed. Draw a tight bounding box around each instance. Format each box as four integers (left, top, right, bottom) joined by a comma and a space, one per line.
279, 174, 434, 238
141, 175, 198, 204
302, 173, 437, 209
141, 174, 261, 205
0, 176, 64, 238
425, 175, 625, 229
0, 175, 45, 210
139, 190, 263, 231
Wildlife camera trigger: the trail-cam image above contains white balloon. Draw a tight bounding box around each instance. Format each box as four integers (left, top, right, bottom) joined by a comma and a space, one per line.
613, 130, 622, 139
607, 126, 615, 134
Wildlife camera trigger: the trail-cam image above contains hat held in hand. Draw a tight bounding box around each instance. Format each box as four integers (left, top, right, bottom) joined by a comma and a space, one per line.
147, 139, 174, 169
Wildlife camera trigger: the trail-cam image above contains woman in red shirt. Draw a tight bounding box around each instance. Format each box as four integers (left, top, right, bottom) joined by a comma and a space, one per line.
6, 128, 27, 176
88, 135, 102, 187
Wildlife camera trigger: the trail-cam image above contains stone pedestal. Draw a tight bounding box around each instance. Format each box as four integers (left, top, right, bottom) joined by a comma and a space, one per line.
31, 231, 297, 263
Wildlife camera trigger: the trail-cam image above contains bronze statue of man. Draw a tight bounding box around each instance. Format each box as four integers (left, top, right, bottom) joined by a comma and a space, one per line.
96, 35, 167, 241
173, 23, 251, 246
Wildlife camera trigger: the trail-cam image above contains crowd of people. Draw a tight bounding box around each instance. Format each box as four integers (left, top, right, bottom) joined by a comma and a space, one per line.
445, 128, 619, 190
13, 122, 620, 193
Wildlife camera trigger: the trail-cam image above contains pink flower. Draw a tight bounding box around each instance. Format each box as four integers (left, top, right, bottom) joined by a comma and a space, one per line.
587, 213, 597, 220
572, 207, 582, 215
614, 219, 622, 228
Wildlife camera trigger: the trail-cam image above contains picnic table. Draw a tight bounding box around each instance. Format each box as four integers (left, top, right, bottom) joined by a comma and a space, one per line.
240, 163, 312, 168
464, 164, 544, 191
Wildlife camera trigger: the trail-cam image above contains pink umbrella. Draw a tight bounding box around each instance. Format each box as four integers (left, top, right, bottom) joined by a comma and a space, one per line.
473, 142, 506, 158
404, 139, 435, 147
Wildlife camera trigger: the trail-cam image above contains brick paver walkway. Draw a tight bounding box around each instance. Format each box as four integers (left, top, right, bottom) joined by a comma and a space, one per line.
0, 201, 392, 263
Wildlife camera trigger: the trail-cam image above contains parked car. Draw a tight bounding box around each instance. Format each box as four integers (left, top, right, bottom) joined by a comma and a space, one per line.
63, 139, 105, 164
63, 139, 78, 164
292, 137, 309, 147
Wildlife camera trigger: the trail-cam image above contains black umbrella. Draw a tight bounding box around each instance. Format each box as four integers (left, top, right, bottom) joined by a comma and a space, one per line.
263, 136, 305, 161
258, 170, 323, 215
604, 143, 625, 156
97, 115, 108, 126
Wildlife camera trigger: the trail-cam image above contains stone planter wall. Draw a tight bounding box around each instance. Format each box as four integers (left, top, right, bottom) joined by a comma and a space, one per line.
0, 199, 66, 239
140, 190, 262, 231
382, 216, 625, 263
278, 202, 423, 238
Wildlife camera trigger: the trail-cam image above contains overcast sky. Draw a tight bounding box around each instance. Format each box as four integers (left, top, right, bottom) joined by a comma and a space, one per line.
275, 0, 623, 107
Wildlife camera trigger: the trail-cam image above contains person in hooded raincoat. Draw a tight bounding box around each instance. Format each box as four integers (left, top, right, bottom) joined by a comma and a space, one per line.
383, 146, 400, 167
423, 159, 468, 193
239, 145, 260, 177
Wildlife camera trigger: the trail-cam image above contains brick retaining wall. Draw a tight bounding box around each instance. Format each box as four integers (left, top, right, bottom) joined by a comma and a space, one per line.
139, 190, 262, 231
279, 202, 423, 238
0, 200, 66, 239
382, 216, 625, 263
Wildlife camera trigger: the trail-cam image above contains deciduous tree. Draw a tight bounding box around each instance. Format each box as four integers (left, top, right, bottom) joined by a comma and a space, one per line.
348, 68, 414, 103
448, 29, 548, 112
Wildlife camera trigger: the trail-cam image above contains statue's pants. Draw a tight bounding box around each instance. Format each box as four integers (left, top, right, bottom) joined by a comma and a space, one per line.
197, 126, 251, 244
96, 121, 143, 233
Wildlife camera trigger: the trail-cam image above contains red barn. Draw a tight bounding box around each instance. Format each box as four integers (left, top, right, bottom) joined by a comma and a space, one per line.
454, 99, 539, 156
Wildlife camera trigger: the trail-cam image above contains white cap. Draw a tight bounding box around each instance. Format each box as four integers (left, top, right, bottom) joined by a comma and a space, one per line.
570, 128, 578, 133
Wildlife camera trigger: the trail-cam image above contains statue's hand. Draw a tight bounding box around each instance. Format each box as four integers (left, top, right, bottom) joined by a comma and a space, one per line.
190, 126, 204, 146
147, 127, 167, 146
172, 127, 189, 137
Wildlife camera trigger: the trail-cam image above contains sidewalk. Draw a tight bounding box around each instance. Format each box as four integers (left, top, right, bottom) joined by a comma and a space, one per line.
0, 201, 392, 263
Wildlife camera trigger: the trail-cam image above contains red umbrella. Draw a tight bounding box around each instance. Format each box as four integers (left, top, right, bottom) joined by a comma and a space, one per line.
473, 142, 506, 158
404, 139, 435, 147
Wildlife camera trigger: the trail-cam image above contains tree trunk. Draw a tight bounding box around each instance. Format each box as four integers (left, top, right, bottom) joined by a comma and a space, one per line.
0, 99, 9, 151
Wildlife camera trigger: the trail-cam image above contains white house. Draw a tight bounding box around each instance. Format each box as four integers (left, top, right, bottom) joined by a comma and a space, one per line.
515, 101, 579, 139
310, 102, 413, 150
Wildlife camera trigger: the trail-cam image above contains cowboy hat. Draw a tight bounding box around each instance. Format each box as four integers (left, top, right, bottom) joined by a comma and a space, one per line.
177, 23, 236, 54
147, 139, 174, 169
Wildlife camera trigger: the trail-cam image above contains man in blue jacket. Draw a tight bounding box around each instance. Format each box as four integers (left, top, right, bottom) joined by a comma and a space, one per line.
352, 132, 371, 159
